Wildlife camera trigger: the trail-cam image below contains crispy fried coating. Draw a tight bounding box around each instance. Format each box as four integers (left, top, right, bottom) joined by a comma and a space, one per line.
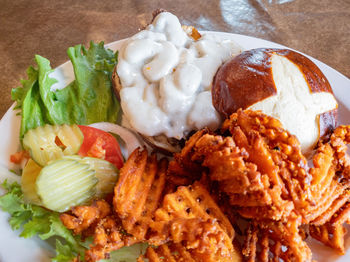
114, 148, 167, 241
243, 219, 311, 262
60, 120, 350, 261
142, 219, 240, 262
306, 126, 350, 253
309, 223, 346, 254
60, 200, 127, 261
169, 110, 350, 259
60, 199, 111, 235
112, 148, 242, 261
141, 243, 195, 262
147, 218, 235, 259
171, 110, 309, 221
153, 181, 234, 240
85, 216, 125, 262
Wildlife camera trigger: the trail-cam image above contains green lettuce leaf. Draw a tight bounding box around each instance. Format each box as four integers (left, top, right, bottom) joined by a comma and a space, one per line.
12, 42, 120, 139
0, 180, 85, 261
0, 180, 147, 262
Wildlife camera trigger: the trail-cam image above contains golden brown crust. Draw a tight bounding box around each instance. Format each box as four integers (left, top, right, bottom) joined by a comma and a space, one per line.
212, 49, 277, 117
168, 110, 350, 260
243, 219, 312, 262
212, 48, 337, 141
114, 148, 167, 241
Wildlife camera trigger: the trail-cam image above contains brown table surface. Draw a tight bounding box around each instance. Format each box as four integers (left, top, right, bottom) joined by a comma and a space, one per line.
1, 0, 349, 119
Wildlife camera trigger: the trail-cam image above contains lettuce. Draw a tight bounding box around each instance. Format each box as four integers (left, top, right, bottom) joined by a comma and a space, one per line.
0, 180, 148, 261
100, 243, 148, 262
0, 180, 85, 261
12, 42, 120, 139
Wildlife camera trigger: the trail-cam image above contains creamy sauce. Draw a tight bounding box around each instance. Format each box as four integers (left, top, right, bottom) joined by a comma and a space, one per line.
249, 54, 338, 153
117, 12, 242, 139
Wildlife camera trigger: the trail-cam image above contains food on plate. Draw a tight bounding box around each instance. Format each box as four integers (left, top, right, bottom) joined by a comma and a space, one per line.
36, 157, 97, 212
18, 123, 122, 212
78, 125, 124, 169
114, 149, 167, 243
1, 9, 350, 262
21, 159, 42, 204
212, 48, 338, 154
169, 109, 350, 261
23, 124, 84, 166
60, 148, 242, 261
141, 218, 235, 262
243, 219, 311, 262
30, 155, 119, 212
11, 42, 120, 140
114, 11, 242, 153
170, 109, 310, 221
0, 180, 88, 261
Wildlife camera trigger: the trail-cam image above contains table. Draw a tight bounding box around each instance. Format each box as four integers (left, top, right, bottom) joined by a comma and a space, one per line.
0, 0, 349, 118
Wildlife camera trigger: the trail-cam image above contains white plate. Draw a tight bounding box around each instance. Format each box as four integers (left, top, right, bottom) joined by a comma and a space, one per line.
0, 32, 349, 262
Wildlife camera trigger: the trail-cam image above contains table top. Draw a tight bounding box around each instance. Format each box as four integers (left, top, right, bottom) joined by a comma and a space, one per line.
1, 0, 349, 118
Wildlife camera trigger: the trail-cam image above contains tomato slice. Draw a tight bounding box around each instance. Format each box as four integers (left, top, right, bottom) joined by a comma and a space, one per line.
78, 125, 124, 169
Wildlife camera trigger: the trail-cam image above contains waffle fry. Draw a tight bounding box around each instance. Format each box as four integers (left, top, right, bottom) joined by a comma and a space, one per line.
154, 181, 234, 240
114, 148, 167, 241
167, 110, 350, 260
144, 182, 241, 261
171, 110, 311, 221
243, 219, 311, 262
147, 218, 235, 259
142, 217, 239, 262
310, 223, 346, 254
59, 115, 350, 261
142, 242, 236, 262
141, 243, 195, 262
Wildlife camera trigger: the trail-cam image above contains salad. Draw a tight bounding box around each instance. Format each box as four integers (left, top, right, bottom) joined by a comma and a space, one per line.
0, 40, 145, 261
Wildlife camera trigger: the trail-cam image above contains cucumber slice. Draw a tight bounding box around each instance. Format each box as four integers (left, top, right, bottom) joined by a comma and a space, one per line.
21, 159, 42, 205
65, 155, 119, 198
23, 124, 84, 166
36, 158, 98, 212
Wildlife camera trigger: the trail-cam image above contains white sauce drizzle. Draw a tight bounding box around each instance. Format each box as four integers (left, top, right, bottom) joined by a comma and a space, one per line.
117, 12, 242, 139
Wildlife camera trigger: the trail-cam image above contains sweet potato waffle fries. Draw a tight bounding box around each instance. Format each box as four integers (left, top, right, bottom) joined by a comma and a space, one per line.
61, 109, 350, 261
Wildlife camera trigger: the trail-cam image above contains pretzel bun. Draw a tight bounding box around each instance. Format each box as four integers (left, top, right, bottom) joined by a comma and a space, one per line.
212, 48, 338, 154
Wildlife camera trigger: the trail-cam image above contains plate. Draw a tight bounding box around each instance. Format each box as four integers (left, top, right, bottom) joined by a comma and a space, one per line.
0, 32, 349, 262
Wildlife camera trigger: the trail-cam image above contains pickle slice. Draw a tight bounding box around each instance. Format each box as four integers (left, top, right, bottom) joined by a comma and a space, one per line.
23, 124, 84, 166
80, 157, 119, 198
36, 158, 97, 212
21, 159, 42, 205
65, 155, 119, 198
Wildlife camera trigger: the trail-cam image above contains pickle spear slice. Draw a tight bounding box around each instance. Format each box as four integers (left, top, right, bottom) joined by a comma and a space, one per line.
36, 158, 97, 212
23, 124, 84, 166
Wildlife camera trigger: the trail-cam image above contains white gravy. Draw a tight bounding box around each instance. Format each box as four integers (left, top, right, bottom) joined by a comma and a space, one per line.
117, 12, 242, 139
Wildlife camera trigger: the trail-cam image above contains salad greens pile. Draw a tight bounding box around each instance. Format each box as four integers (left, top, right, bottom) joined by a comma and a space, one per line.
11, 41, 120, 139
0, 42, 142, 261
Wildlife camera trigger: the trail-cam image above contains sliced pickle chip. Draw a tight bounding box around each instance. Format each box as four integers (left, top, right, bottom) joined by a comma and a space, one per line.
65, 155, 119, 198
23, 124, 84, 166
21, 159, 42, 205
80, 157, 119, 198
36, 158, 97, 212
